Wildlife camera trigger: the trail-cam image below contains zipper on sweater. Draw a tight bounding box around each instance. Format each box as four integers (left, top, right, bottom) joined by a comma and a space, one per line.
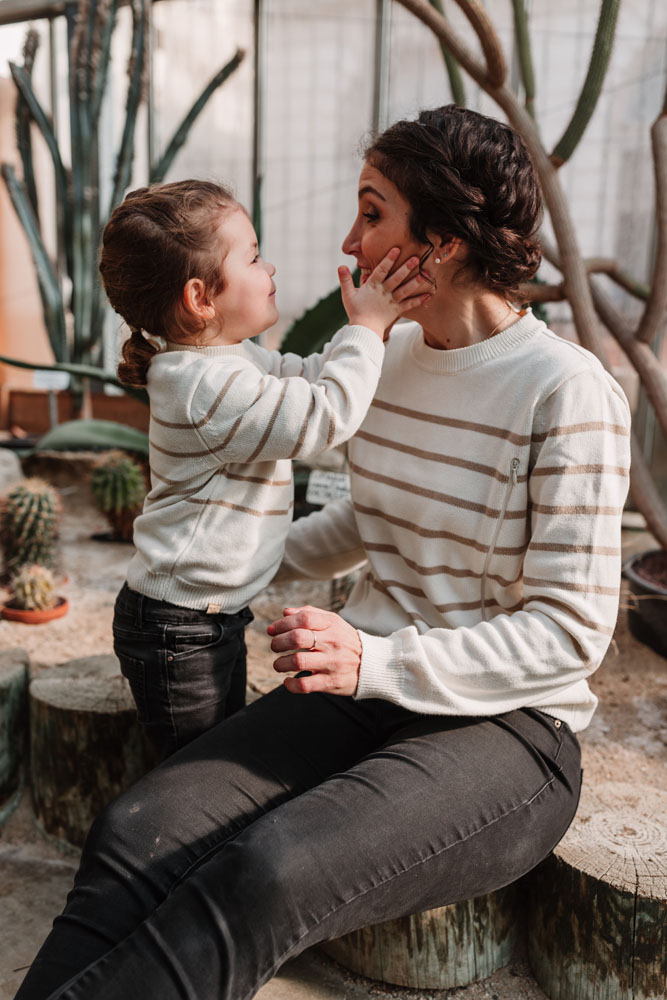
480, 457, 520, 622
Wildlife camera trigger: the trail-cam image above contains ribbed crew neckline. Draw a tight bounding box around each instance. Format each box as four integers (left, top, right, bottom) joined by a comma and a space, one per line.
409, 310, 543, 374
164, 340, 250, 358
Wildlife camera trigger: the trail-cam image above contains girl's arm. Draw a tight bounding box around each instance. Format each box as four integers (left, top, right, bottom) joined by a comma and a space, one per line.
190, 254, 428, 464
252, 252, 427, 383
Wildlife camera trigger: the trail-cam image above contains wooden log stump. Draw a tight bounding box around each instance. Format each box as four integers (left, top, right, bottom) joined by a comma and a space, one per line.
527, 781, 667, 1000
30, 654, 154, 851
320, 882, 522, 990
0, 647, 29, 825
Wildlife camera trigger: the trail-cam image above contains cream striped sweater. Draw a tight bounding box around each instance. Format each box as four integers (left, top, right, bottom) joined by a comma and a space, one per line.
282, 313, 631, 732
126, 325, 385, 611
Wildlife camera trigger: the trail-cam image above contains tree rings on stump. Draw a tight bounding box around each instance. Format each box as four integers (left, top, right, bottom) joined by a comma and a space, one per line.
0, 648, 29, 824
527, 781, 667, 1000
320, 883, 521, 990
29, 654, 154, 851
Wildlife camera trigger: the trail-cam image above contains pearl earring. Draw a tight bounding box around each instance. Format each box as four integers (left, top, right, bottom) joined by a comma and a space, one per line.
434, 252, 447, 264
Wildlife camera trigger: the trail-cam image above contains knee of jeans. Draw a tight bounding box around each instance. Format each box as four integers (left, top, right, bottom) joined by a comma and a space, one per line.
223, 823, 311, 917
83, 792, 165, 886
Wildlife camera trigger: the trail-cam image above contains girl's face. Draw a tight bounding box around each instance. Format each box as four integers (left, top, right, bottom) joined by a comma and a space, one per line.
342, 163, 431, 285
210, 208, 278, 343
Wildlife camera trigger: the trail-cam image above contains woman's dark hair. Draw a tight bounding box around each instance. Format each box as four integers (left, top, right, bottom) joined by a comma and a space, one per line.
365, 105, 542, 297
99, 180, 238, 386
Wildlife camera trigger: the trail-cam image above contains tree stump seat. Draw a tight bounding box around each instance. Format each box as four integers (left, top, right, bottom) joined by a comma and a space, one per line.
527, 781, 667, 1000
320, 882, 522, 990
29, 654, 154, 851
0, 647, 29, 825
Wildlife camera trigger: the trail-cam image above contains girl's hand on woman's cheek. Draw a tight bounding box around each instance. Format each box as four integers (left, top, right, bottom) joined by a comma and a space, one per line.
267, 605, 362, 697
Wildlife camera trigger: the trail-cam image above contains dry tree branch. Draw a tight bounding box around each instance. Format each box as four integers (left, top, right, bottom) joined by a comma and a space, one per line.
583, 259, 649, 301
636, 100, 667, 345
395, 0, 504, 85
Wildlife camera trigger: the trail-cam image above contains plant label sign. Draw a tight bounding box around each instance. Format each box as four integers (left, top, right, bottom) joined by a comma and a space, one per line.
306, 471, 351, 506
33, 370, 70, 390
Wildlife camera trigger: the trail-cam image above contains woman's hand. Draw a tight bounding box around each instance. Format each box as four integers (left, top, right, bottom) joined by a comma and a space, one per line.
338, 248, 429, 338
267, 605, 362, 696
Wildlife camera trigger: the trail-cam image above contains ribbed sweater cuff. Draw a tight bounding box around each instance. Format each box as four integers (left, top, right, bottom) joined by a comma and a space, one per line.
354, 630, 404, 702
341, 325, 385, 369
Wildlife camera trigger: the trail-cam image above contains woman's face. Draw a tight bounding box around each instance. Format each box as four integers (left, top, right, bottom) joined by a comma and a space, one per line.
342, 163, 430, 282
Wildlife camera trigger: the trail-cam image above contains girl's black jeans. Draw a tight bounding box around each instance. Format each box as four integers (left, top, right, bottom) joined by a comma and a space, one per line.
16, 684, 582, 1000
112, 582, 253, 760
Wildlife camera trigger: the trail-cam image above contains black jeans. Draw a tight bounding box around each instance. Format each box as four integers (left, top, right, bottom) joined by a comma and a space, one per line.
16, 687, 581, 1000
112, 582, 253, 760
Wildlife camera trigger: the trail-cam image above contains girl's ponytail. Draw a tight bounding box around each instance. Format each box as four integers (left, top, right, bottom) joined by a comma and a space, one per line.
117, 327, 159, 387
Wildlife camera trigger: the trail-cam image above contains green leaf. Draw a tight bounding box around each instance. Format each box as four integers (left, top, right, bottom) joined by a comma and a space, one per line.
150, 49, 245, 185
0, 165, 68, 362
427, 0, 466, 107
36, 419, 149, 455
8, 62, 69, 222
109, 0, 148, 214
0, 355, 149, 406
280, 270, 360, 356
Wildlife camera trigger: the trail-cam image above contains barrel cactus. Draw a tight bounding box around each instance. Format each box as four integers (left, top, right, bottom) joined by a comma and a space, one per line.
10, 563, 57, 611
0, 478, 61, 577
90, 451, 146, 542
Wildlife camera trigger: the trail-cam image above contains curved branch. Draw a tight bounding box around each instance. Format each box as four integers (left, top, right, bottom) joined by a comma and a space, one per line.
550, 0, 621, 167
588, 276, 667, 441
636, 110, 667, 343
427, 0, 466, 106
511, 0, 536, 118
395, 0, 505, 86
583, 258, 649, 300
628, 431, 667, 549
517, 282, 565, 303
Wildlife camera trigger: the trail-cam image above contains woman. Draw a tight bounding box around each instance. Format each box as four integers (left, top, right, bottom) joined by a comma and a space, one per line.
16, 105, 630, 1000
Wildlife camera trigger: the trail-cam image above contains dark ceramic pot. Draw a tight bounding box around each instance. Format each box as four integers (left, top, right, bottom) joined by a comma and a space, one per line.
622, 549, 667, 658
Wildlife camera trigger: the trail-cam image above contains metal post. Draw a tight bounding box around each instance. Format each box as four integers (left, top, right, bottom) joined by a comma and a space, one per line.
372, 0, 391, 135
146, 0, 155, 176
251, 0, 265, 247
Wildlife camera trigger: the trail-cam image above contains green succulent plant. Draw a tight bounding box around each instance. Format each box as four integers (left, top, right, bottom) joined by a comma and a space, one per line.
0, 478, 61, 576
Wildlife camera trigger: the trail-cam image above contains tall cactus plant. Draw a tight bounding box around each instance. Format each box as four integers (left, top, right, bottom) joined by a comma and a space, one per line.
1, 1, 245, 386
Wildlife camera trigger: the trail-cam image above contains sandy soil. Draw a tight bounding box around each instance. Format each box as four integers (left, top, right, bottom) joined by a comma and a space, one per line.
0, 466, 665, 1000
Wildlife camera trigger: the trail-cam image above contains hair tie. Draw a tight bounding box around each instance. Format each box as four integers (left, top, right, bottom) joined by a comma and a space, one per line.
130, 325, 143, 336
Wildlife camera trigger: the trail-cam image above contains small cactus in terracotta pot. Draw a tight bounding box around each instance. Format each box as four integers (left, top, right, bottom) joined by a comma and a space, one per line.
0, 478, 61, 578
89, 451, 146, 542
2, 563, 68, 624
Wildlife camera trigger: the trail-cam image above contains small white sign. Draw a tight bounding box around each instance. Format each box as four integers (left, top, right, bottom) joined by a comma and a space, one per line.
33, 369, 70, 390
306, 470, 351, 506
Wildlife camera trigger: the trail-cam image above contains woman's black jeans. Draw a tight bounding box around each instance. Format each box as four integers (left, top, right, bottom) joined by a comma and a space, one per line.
16, 687, 581, 1000
112, 582, 253, 760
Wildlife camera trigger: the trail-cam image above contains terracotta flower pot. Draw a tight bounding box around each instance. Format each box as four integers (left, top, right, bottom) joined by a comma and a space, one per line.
622, 549, 667, 658
1, 596, 69, 625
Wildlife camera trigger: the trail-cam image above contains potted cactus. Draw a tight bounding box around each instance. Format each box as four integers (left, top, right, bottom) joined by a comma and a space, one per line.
1, 564, 68, 625
0, 478, 61, 581
89, 451, 146, 543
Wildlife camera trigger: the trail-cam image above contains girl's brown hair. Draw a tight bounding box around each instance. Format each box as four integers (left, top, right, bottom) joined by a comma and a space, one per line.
365, 105, 542, 297
99, 180, 237, 386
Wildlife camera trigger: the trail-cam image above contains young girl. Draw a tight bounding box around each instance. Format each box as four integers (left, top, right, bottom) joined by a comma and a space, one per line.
99, 179, 429, 760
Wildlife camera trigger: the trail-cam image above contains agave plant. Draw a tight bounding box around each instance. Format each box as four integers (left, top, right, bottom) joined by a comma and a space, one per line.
0, 2, 244, 398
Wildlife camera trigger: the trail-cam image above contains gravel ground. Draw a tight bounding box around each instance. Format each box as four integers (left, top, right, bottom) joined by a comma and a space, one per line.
1, 466, 665, 1000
